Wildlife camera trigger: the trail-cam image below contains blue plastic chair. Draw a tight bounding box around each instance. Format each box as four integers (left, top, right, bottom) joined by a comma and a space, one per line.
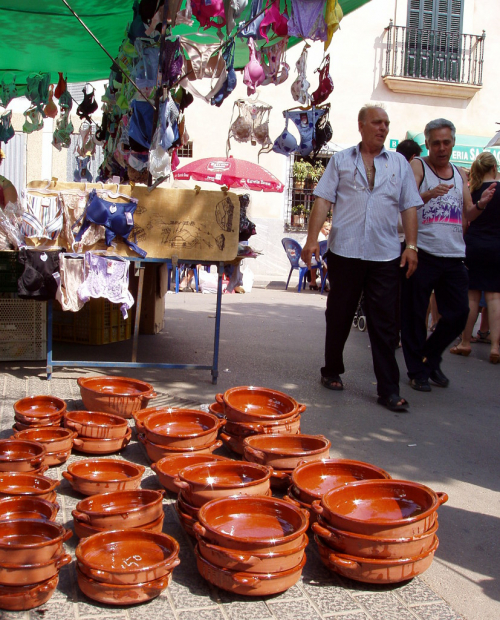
167, 263, 199, 293
282, 238, 323, 292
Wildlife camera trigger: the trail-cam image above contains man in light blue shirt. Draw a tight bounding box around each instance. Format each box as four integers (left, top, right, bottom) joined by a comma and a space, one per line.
301, 105, 422, 412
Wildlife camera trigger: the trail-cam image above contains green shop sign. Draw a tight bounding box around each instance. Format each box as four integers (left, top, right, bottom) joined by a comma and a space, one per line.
407, 132, 500, 168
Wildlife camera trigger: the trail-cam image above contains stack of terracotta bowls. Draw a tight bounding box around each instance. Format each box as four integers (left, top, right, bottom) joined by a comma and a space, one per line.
64, 410, 131, 455
0, 519, 71, 611
75, 530, 180, 605
0, 439, 47, 474
194, 496, 308, 596
243, 434, 331, 490
311, 479, 448, 584
0, 495, 59, 522
212, 386, 305, 455
12, 427, 76, 466
173, 461, 273, 537
284, 459, 391, 525
71, 489, 165, 539
77, 376, 157, 419
13, 396, 66, 431
152, 453, 230, 494
0, 472, 59, 502
63, 459, 145, 496
138, 409, 224, 462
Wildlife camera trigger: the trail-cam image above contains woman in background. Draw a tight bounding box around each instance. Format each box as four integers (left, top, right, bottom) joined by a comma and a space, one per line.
0, 149, 18, 207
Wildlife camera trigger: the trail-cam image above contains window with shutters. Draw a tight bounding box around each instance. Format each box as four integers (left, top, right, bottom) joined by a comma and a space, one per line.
405, 0, 464, 81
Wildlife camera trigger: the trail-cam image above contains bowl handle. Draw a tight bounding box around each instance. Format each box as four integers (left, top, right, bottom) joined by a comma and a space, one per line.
144, 390, 157, 399
87, 567, 107, 580
136, 464, 146, 475
297, 404, 307, 414
73, 438, 83, 448
61, 471, 73, 482
311, 522, 336, 541
283, 494, 301, 508
37, 465, 49, 474
271, 469, 290, 480
192, 522, 207, 538
311, 500, 324, 516
55, 553, 72, 569
243, 446, 265, 463
151, 463, 158, 473
50, 450, 69, 460
31, 580, 54, 596
72, 510, 90, 523
327, 551, 359, 570
437, 492, 449, 506
215, 393, 224, 404
232, 572, 260, 586
164, 557, 181, 571
62, 528, 73, 542
29, 456, 45, 468
202, 541, 257, 566
216, 418, 227, 429
209, 439, 223, 452
143, 575, 170, 591
65, 421, 82, 434
137, 433, 146, 445
173, 477, 190, 491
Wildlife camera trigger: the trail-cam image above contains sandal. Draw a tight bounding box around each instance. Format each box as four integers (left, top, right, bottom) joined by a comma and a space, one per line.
476, 330, 491, 344
309, 284, 319, 291
377, 394, 409, 412
321, 375, 343, 391
450, 345, 471, 357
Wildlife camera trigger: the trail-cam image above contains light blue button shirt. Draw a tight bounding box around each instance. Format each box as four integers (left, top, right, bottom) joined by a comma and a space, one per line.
314, 144, 423, 261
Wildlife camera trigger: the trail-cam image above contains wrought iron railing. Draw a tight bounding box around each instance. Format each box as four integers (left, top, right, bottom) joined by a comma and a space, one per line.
384, 21, 485, 86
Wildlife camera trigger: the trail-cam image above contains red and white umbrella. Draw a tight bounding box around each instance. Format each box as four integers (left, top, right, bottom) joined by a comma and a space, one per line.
173, 156, 284, 193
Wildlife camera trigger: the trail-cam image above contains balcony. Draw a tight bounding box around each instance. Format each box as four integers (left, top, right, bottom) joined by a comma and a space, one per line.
383, 21, 485, 100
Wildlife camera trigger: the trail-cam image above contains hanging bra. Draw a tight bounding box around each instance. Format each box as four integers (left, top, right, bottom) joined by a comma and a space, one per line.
44, 85, 58, 119
288, 0, 327, 41
239, 0, 265, 39
291, 44, 310, 105
272, 113, 297, 156
211, 40, 237, 107
243, 38, 265, 95
55, 253, 86, 312
20, 191, 63, 240
261, 38, 290, 86
160, 36, 184, 88
325, 0, 343, 50
76, 84, 98, 122
60, 192, 105, 250
191, 0, 226, 29
18, 248, 63, 301
283, 107, 327, 157
78, 252, 134, 319
0, 110, 15, 144
52, 106, 73, 151
227, 99, 273, 157
259, 0, 288, 42
0, 76, 17, 108
23, 107, 44, 134
26, 73, 51, 113
75, 122, 96, 158
180, 37, 228, 102
310, 54, 334, 106
54, 72, 67, 99
223, 0, 248, 34
73, 189, 147, 258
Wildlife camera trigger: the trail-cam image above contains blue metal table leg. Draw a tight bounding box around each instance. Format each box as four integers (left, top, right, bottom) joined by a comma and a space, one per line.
211, 262, 223, 385
46, 300, 53, 380
132, 262, 145, 363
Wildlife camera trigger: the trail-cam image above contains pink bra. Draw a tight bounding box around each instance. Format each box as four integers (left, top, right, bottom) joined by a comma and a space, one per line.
243, 38, 265, 95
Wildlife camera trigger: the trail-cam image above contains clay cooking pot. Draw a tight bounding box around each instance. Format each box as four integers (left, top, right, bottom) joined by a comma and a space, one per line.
64, 410, 129, 439
73, 428, 132, 455
0, 495, 59, 521
216, 387, 305, 423
63, 459, 145, 495
143, 409, 225, 449
0, 518, 72, 564
0, 574, 59, 611
0, 439, 46, 472
0, 472, 59, 500
138, 433, 222, 462
133, 406, 180, 434
243, 434, 330, 470
13, 427, 76, 453
77, 376, 157, 418
0, 552, 71, 585
208, 411, 302, 437
13, 396, 66, 421
152, 453, 230, 494
73, 513, 164, 539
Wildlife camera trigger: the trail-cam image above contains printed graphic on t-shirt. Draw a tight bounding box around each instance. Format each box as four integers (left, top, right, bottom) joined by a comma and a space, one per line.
421, 190, 462, 226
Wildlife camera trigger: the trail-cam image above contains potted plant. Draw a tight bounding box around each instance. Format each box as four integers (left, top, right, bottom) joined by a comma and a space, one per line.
293, 160, 312, 189
292, 204, 305, 227
310, 161, 325, 188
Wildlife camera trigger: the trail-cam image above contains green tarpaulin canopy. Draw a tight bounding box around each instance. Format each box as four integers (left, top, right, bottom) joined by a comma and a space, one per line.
0, 1, 371, 85
408, 131, 500, 169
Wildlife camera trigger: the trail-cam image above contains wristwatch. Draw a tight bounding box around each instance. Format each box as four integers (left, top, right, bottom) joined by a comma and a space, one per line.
475, 201, 485, 210
406, 244, 418, 253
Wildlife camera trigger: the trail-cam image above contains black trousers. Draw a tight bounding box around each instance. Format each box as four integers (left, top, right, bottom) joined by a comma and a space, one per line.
322, 252, 401, 398
401, 249, 469, 381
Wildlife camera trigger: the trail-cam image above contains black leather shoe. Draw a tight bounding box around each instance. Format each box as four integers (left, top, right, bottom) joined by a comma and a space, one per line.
429, 368, 449, 388
409, 378, 431, 392
321, 375, 343, 391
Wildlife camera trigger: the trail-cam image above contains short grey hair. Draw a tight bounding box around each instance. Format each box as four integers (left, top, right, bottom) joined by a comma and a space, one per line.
424, 118, 456, 141
358, 103, 387, 123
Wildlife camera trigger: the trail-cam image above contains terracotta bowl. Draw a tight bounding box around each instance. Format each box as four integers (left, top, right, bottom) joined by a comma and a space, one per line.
0, 574, 59, 611
74, 513, 165, 539
216, 387, 306, 423
143, 409, 225, 449
196, 496, 309, 553
76, 529, 180, 585
0, 439, 46, 473
138, 433, 222, 462
152, 453, 230, 494
270, 468, 293, 490
313, 480, 448, 538
243, 434, 331, 470
133, 406, 178, 434
0, 518, 72, 564
177, 491, 201, 519
0, 552, 71, 586
13, 418, 62, 431
219, 430, 245, 455
72, 489, 164, 529
64, 410, 129, 439
0, 495, 59, 521
63, 459, 145, 496
13, 396, 67, 420
315, 533, 439, 584
196, 547, 306, 596
73, 428, 132, 455
0, 472, 60, 500
196, 533, 308, 574
76, 563, 171, 605
313, 516, 439, 559
174, 461, 272, 508
174, 503, 197, 538
224, 413, 301, 438
77, 376, 157, 419
292, 459, 392, 505
282, 487, 318, 526
13, 427, 77, 453
43, 449, 72, 467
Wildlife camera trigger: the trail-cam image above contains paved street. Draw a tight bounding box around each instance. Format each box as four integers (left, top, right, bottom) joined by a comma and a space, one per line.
0, 280, 498, 620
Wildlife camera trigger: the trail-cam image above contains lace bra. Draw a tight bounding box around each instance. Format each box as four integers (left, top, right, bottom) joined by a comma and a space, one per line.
227, 99, 273, 158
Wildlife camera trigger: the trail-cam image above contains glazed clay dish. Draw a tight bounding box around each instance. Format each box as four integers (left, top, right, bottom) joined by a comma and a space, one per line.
13, 396, 66, 419
77, 376, 157, 418
173, 461, 272, 508
243, 434, 331, 470
292, 459, 392, 505
152, 453, 230, 494
133, 406, 181, 434
212, 411, 301, 437
13, 427, 76, 453
63, 459, 145, 495
73, 513, 164, 539
138, 433, 222, 462
64, 410, 129, 439
0, 439, 46, 473
0, 574, 59, 611
0, 472, 59, 500
0, 518, 72, 564
196, 496, 309, 553
0, 495, 59, 521
76, 529, 180, 585
313, 479, 448, 538
143, 409, 225, 448
72, 489, 164, 529
216, 387, 305, 423
73, 427, 132, 455
0, 553, 71, 586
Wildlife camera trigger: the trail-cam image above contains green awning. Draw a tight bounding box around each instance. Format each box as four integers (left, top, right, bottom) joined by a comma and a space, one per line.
0, 1, 372, 86
408, 131, 500, 169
